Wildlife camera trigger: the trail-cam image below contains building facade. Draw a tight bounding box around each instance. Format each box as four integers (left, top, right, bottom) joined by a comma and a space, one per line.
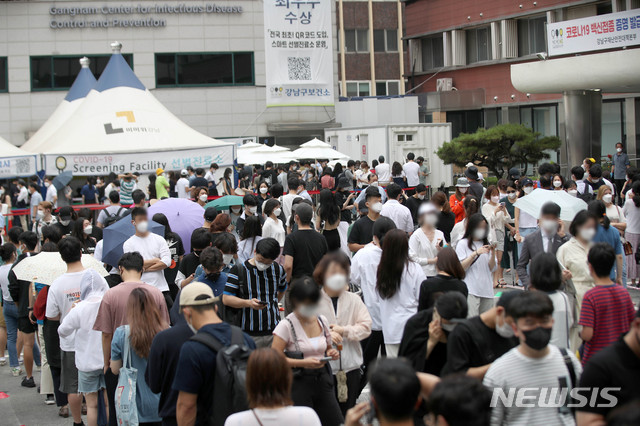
0, 0, 339, 148
404, 0, 640, 166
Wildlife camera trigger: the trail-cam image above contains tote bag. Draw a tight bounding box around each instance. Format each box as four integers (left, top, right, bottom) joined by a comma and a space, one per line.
115, 326, 139, 426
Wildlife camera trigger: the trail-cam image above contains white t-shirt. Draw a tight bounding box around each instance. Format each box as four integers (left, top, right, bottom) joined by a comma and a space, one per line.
176, 177, 190, 199
375, 163, 391, 184
262, 217, 286, 246
380, 200, 414, 234
122, 233, 172, 292
456, 239, 496, 298
350, 243, 383, 330
403, 161, 420, 187
281, 193, 300, 224
45, 184, 57, 205
409, 228, 445, 277
0, 264, 13, 302
57, 295, 105, 372
46, 270, 89, 351
623, 198, 640, 234
225, 407, 321, 426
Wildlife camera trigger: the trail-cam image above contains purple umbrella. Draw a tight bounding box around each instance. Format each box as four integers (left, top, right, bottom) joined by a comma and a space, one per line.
148, 198, 205, 252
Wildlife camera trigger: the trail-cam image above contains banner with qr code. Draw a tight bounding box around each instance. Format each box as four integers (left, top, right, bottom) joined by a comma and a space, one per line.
264, 0, 334, 106
0, 155, 38, 178
547, 10, 640, 57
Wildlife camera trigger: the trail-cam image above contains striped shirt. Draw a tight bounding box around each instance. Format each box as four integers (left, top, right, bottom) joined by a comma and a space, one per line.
578, 284, 635, 364
484, 345, 582, 426
119, 179, 135, 205
224, 260, 287, 335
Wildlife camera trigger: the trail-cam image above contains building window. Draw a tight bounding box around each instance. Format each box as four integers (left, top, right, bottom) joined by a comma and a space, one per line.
374, 29, 398, 52
466, 27, 491, 64
484, 108, 502, 128
397, 134, 414, 142
0, 57, 7, 93
30, 54, 133, 91
155, 52, 254, 87
421, 36, 444, 70
346, 81, 370, 97
345, 29, 369, 53
447, 110, 484, 138
602, 101, 625, 157
375, 80, 400, 96
518, 16, 546, 57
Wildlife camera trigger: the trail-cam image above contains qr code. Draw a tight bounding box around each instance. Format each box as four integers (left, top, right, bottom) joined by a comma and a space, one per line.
15, 158, 31, 174
287, 57, 311, 81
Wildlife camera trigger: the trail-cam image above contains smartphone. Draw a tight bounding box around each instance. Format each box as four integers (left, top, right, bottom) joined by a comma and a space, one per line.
318, 356, 333, 362
500, 202, 506, 207
438, 239, 444, 247
363, 400, 376, 424
257, 300, 268, 306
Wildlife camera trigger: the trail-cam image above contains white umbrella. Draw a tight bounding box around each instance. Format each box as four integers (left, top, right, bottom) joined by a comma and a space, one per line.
513, 188, 588, 222
292, 139, 350, 160
238, 144, 298, 165
237, 141, 262, 150
12, 252, 110, 285
300, 137, 330, 147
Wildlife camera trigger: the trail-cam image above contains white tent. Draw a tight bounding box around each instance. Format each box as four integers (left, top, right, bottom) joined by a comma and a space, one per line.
238, 144, 297, 165
38, 42, 235, 176
0, 135, 38, 178
21, 57, 97, 153
292, 138, 349, 160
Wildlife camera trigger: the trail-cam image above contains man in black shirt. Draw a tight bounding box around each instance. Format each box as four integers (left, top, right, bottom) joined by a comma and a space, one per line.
577, 310, 640, 424
464, 166, 484, 201
283, 203, 328, 283
347, 186, 382, 253
441, 291, 519, 379
189, 168, 209, 191
405, 184, 427, 225
54, 206, 75, 237
175, 228, 212, 290
261, 161, 279, 187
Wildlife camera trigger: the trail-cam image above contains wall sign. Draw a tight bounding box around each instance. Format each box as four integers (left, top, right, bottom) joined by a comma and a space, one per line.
547, 9, 640, 57
0, 156, 38, 178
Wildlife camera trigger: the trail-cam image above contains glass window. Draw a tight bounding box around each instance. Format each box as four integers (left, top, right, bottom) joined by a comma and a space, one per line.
358, 82, 370, 96
602, 101, 624, 157
386, 29, 398, 52
387, 81, 400, 95
376, 81, 387, 96
466, 27, 491, 64
374, 30, 386, 52
155, 52, 254, 87
30, 54, 133, 91
346, 82, 358, 97
448, 110, 484, 138
518, 16, 546, 57
484, 108, 502, 128
0, 57, 7, 92
345, 30, 357, 52
421, 36, 444, 70
356, 29, 369, 53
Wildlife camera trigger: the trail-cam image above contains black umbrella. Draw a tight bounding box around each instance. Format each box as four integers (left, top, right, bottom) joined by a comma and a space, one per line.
52, 171, 73, 190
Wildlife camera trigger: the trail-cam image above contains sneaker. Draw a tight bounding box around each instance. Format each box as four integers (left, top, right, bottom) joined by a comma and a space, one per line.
18, 356, 23, 365
0, 357, 6, 366
36, 365, 41, 372
45, 394, 55, 405
11, 367, 22, 376
58, 406, 69, 418
21, 376, 36, 388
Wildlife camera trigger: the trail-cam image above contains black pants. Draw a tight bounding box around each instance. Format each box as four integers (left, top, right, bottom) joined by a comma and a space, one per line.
50, 366, 68, 407
162, 291, 174, 311
292, 367, 344, 426
359, 330, 385, 394
333, 369, 362, 416
105, 368, 119, 426
615, 179, 626, 205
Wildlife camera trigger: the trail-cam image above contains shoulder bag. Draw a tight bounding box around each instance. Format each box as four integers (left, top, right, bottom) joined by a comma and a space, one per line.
115, 326, 138, 426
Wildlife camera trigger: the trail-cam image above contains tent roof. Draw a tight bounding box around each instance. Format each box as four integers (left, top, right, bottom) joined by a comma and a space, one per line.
93, 52, 145, 92
0, 135, 33, 157
65, 58, 98, 101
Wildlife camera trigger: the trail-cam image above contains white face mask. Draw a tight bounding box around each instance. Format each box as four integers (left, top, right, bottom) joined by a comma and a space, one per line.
254, 260, 271, 271
136, 221, 149, 233
199, 194, 208, 202
424, 214, 438, 227
553, 180, 562, 188
473, 228, 486, 241
44, 182, 51, 188
496, 315, 514, 338
273, 208, 282, 217
83, 225, 93, 235
260, 187, 268, 194
370, 202, 383, 213
540, 219, 558, 234
418, 194, 425, 200
523, 186, 533, 194
507, 192, 517, 200
459, 187, 467, 194
249, 206, 258, 215
325, 274, 348, 292
602, 194, 613, 204
567, 189, 578, 197
231, 207, 242, 214
60, 219, 70, 226
222, 254, 234, 266
617, 147, 623, 153
297, 304, 319, 319
579, 227, 596, 242
186, 315, 197, 334
36, 210, 44, 220
371, 181, 379, 187
490, 196, 500, 204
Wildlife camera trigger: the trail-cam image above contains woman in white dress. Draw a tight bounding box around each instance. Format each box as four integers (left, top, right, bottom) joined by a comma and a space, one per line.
409, 203, 445, 278
481, 185, 510, 286
261, 198, 286, 264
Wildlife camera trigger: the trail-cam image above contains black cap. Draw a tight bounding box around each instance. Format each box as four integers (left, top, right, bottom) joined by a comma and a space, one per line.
464, 166, 479, 181
58, 206, 74, 221
358, 199, 368, 212
204, 207, 218, 222
508, 167, 521, 179
520, 177, 533, 187
337, 177, 350, 189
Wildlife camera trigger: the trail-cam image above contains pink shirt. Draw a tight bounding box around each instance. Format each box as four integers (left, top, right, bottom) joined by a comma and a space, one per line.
273, 313, 332, 359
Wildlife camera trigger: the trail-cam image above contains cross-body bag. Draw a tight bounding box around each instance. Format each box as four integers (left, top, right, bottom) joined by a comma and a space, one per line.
251, 409, 265, 426
558, 347, 577, 418
115, 326, 138, 426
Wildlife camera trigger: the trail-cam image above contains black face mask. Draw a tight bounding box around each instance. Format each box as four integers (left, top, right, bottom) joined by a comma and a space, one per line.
522, 326, 552, 350
193, 250, 202, 258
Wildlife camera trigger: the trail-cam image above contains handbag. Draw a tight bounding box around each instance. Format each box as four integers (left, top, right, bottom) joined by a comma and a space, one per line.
335, 346, 348, 403
283, 318, 305, 377
623, 239, 633, 256
115, 326, 139, 426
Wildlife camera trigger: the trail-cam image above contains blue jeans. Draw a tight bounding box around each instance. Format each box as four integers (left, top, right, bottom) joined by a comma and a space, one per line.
3, 300, 19, 368
622, 254, 628, 288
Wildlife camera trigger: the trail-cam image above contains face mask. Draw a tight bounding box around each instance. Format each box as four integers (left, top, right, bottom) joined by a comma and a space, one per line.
617, 148, 623, 153
36, 210, 44, 220
83, 225, 93, 235
496, 316, 515, 338
249, 206, 258, 215
523, 186, 533, 195
371, 181, 379, 187
579, 227, 596, 242
602, 194, 613, 204
297, 304, 319, 319
59, 219, 70, 226
459, 187, 467, 194
325, 274, 347, 292
522, 326, 552, 350
199, 194, 208, 202
222, 254, 234, 265
273, 208, 282, 217
136, 221, 149, 233
255, 260, 271, 271
540, 219, 558, 234
553, 180, 562, 188
440, 322, 457, 333
567, 189, 578, 197
473, 228, 486, 241
260, 187, 268, 194
97, 179, 102, 185
418, 194, 425, 200
44, 182, 51, 188
370, 202, 383, 213
424, 214, 438, 227
231, 207, 241, 214
186, 315, 197, 334
490, 196, 500, 204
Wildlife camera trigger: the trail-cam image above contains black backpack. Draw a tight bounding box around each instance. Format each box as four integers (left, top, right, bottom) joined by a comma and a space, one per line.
102, 207, 125, 228
218, 264, 245, 327
190, 326, 253, 426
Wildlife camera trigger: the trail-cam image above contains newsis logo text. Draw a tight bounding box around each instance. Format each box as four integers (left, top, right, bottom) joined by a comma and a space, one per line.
491, 387, 620, 408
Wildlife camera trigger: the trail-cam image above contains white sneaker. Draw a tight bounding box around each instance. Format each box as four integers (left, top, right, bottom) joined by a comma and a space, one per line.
0, 357, 6, 366
12, 367, 22, 376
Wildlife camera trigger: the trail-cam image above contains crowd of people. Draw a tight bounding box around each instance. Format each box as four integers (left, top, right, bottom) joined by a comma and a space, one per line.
0, 147, 639, 426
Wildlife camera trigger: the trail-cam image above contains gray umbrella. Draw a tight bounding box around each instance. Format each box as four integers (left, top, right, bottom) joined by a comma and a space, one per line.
52, 171, 73, 190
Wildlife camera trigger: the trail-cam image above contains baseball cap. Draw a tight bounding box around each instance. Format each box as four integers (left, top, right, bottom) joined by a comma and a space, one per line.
204, 207, 218, 222
520, 177, 533, 187
180, 282, 217, 309
180, 169, 188, 177
508, 167, 521, 179
358, 199, 368, 214
156, 168, 164, 175
58, 206, 74, 221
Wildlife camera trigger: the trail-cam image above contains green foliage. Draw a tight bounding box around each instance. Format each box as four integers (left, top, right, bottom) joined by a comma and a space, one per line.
436, 123, 561, 178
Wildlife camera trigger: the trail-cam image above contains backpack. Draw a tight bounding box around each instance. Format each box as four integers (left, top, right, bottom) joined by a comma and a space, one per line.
217, 264, 246, 327
190, 326, 253, 426
103, 207, 125, 228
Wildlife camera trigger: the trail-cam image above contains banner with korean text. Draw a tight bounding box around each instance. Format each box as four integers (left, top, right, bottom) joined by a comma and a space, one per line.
264, 0, 334, 106
547, 9, 640, 57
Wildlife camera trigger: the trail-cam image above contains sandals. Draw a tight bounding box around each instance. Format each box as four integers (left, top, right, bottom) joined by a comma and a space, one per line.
495, 278, 507, 288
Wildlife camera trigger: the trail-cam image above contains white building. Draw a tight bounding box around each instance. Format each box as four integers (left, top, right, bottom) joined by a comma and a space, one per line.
0, 0, 338, 147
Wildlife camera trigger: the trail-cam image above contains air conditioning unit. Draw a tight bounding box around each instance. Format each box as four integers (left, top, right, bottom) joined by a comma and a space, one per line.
436, 78, 453, 92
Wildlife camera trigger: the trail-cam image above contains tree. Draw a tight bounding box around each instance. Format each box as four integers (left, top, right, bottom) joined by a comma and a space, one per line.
436, 123, 561, 178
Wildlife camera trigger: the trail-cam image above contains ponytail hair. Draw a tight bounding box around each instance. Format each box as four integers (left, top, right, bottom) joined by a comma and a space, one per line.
587, 200, 610, 230
633, 181, 640, 208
